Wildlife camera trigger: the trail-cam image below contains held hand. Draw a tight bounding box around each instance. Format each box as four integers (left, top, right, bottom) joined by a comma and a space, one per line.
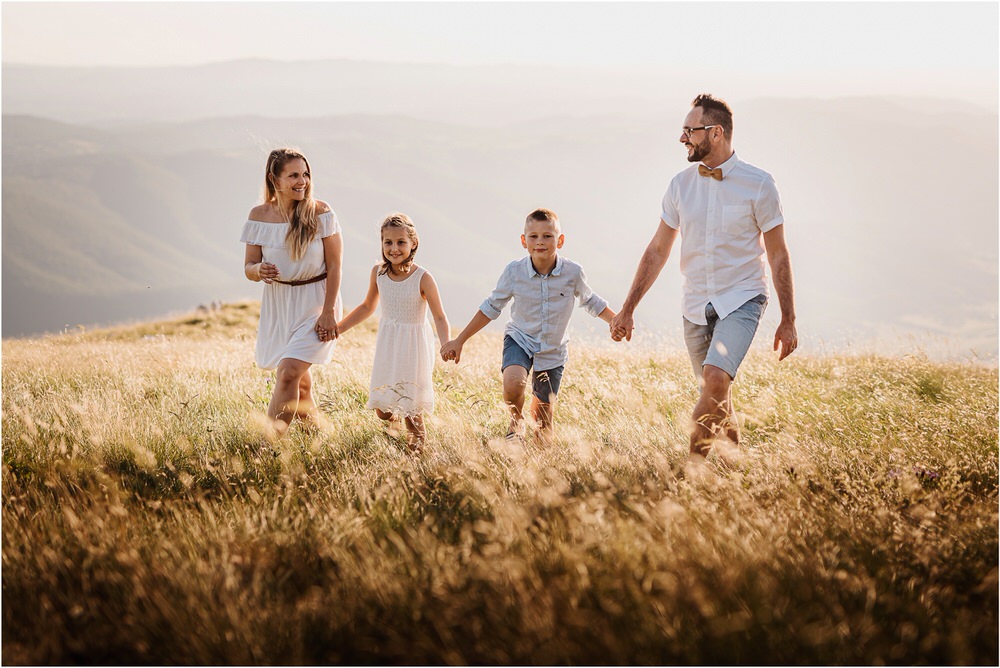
440, 340, 462, 364
259, 262, 279, 284
773, 319, 798, 361
610, 311, 634, 342
315, 313, 339, 342
315, 326, 338, 342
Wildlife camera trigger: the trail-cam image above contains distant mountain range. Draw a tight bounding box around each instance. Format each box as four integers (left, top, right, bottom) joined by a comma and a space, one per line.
5, 59, 996, 126
2, 59, 688, 126
2, 60, 997, 359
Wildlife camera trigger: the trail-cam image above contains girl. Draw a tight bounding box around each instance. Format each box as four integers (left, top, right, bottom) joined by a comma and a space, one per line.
337, 213, 450, 451
240, 147, 343, 437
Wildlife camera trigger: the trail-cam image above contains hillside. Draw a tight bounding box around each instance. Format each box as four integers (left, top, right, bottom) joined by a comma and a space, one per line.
2, 303, 997, 664
3, 93, 998, 358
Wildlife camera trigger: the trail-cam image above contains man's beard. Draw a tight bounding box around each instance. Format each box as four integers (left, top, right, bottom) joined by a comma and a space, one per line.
686, 136, 711, 163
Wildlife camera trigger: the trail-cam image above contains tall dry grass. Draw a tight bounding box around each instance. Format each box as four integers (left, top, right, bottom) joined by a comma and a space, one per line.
3, 302, 997, 664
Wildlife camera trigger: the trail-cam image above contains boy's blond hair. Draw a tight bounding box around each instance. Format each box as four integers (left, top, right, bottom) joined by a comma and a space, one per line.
525, 208, 560, 229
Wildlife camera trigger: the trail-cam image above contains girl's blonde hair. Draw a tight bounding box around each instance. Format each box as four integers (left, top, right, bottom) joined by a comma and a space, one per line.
379, 213, 419, 276
263, 147, 318, 261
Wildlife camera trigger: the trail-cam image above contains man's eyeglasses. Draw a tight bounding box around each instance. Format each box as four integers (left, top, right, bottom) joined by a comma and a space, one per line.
681, 125, 718, 138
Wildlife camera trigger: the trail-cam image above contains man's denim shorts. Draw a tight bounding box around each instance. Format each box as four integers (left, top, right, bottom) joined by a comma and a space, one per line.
683, 294, 767, 382
501, 335, 564, 403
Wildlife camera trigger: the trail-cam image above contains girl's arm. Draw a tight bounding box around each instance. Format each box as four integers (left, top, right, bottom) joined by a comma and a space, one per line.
598, 306, 617, 324
316, 232, 343, 336
420, 271, 451, 345
337, 265, 380, 336
244, 244, 279, 282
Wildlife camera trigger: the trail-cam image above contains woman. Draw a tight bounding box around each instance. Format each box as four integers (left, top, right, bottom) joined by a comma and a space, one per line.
240, 147, 342, 437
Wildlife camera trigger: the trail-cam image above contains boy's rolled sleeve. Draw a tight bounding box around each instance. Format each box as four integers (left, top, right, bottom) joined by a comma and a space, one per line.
575, 268, 608, 317
580, 292, 609, 317
479, 264, 515, 320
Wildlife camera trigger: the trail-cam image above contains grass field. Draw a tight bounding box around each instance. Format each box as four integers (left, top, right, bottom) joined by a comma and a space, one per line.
3, 301, 997, 664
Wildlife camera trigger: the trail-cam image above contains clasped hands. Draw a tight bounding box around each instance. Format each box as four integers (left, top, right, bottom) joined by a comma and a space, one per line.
610, 312, 634, 342
439, 340, 460, 363
315, 324, 339, 342
315, 314, 339, 342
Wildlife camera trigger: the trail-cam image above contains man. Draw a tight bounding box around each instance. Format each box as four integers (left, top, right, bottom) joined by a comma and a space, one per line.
611, 93, 797, 462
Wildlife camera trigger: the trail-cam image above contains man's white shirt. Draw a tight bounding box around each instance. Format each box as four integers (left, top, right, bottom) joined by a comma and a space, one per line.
660, 152, 784, 325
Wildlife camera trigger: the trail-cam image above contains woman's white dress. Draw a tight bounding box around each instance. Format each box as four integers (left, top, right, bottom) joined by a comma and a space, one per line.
366, 266, 436, 417
239, 211, 342, 370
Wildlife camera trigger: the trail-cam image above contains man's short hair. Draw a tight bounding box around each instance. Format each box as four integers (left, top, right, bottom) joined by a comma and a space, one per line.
692, 93, 734, 141
526, 208, 559, 225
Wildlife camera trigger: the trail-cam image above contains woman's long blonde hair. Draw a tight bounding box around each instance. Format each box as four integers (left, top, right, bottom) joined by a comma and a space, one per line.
378, 213, 419, 276
263, 147, 319, 261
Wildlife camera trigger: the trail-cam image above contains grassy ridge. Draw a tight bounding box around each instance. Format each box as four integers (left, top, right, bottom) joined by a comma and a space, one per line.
3, 302, 997, 664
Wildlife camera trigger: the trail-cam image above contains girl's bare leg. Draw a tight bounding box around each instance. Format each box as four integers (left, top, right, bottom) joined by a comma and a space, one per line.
376, 409, 404, 437
404, 414, 425, 452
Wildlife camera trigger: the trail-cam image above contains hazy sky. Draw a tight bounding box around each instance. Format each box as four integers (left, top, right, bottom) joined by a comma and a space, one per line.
3, 1, 998, 73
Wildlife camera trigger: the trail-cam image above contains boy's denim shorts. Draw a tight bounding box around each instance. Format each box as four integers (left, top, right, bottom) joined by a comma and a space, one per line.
501, 335, 564, 403
683, 294, 767, 382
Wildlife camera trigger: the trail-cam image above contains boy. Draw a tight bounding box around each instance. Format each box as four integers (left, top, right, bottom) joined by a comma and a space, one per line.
440, 208, 616, 441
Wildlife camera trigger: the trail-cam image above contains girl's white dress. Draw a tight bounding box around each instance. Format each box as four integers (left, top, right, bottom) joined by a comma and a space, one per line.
366, 266, 436, 417
239, 211, 343, 370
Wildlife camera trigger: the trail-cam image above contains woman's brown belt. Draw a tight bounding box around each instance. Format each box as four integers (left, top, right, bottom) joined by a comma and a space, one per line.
272, 272, 327, 286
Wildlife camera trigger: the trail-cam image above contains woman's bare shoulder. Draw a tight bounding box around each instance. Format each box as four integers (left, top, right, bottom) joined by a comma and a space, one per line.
248, 204, 278, 221
314, 199, 331, 214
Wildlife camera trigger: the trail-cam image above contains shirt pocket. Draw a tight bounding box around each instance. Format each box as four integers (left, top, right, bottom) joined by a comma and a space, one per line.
722, 204, 754, 235
549, 288, 575, 314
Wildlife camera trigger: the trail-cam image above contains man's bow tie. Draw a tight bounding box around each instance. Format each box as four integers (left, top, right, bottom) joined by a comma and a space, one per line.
698, 165, 723, 181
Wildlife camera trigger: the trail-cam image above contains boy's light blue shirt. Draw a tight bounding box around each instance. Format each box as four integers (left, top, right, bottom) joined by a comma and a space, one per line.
479, 255, 608, 371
